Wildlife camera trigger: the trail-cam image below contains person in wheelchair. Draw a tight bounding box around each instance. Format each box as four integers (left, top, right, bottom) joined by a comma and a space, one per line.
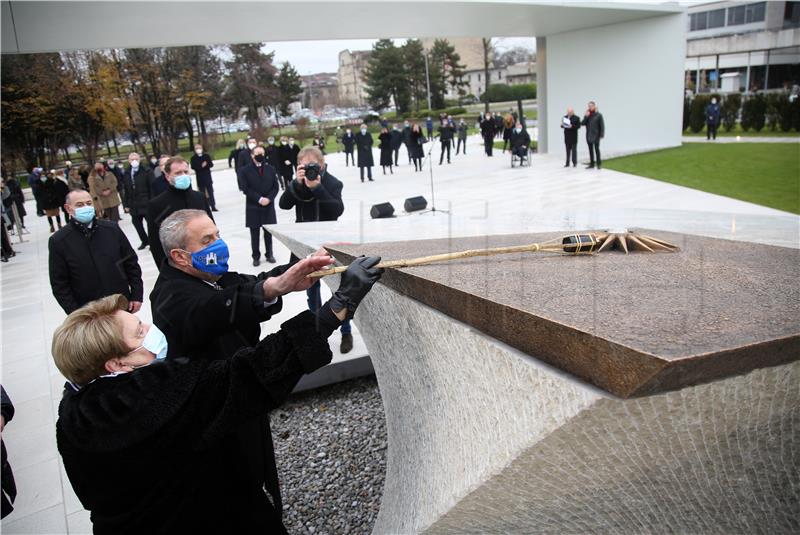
510, 121, 531, 164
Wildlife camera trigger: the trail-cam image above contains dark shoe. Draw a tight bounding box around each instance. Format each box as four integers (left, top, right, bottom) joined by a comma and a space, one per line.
137, 242, 148, 250
211, 207, 219, 212
340, 333, 353, 354
368, 178, 374, 182
564, 164, 570, 167
597, 164, 602, 169
573, 163, 577, 167
253, 258, 260, 267
585, 164, 595, 169
266, 254, 276, 264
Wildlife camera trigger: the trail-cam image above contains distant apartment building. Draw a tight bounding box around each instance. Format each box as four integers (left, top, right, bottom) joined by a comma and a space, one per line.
454, 62, 536, 100
686, 1, 800, 93
337, 49, 371, 107
301, 73, 339, 111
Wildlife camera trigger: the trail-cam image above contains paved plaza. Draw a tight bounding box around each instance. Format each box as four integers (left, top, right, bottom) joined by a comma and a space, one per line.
1, 135, 798, 533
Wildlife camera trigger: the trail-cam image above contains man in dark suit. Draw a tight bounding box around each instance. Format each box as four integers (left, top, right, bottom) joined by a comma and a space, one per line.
355, 124, 374, 182
581, 101, 605, 169
122, 152, 154, 249
49, 190, 143, 314
561, 107, 581, 168
190, 144, 217, 212
341, 128, 355, 167
239, 145, 279, 266
390, 124, 403, 166
480, 112, 496, 156
509, 121, 531, 162
438, 119, 455, 165
146, 156, 213, 268
236, 137, 258, 190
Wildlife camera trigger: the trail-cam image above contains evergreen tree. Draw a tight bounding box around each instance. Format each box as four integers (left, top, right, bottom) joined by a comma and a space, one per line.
224, 43, 278, 131
364, 39, 410, 113
275, 62, 302, 123
402, 39, 428, 112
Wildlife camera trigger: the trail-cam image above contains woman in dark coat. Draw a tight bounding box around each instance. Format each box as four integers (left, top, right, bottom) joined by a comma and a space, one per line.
239, 146, 279, 266
378, 127, 393, 175
40, 172, 69, 232
52, 258, 381, 535
354, 123, 374, 182
409, 123, 426, 172
277, 136, 294, 191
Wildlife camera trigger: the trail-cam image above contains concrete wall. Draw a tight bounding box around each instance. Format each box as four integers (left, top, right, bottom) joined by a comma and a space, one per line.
539, 13, 686, 156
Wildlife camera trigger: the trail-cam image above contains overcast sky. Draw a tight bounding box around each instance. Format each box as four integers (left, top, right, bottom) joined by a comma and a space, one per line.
264, 37, 536, 75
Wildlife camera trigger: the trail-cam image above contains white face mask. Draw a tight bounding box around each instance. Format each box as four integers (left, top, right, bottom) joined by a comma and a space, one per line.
248, 143, 256, 150
281, 141, 287, 145
346, 130, 351, 134
130, 159, 140, 168
268, 139, 275, 145
360, 129, 367, 134
289, 139, 294, 145
195, 149, 202, 155
150, 158, 157, 165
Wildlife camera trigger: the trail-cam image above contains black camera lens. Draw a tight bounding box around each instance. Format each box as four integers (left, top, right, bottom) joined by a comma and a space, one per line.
305, 163, 320, 180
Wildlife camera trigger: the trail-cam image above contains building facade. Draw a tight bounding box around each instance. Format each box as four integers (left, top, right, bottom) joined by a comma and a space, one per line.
685, 1, 800, 94
301, 72, 339, 111
455, 62, 536, 100
337, 49, 371, 107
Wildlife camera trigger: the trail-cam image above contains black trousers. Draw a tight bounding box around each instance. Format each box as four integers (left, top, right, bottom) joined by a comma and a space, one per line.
412, 157, 422, 171
393, 148, 400, 166
360, 166, 373, 181
131, 212, 148, 243
456, 138, 466, 154
345, 151, 354, 166
707, 123, 717, 140
439, 140, 451, 164
483, 136, 493, 156
199, 183, 216, 209
250, 226, 273, 259
587, 142, 601, 166
565, 141, 578, 165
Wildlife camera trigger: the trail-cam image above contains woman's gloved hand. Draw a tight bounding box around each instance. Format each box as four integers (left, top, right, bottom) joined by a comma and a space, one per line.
328, 256, 383, 319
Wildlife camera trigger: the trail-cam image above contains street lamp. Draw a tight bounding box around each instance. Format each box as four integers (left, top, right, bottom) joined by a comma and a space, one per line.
424, 51, 432, 110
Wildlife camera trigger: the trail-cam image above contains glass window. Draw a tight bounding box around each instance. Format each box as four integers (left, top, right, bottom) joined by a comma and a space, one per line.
708, 8, 725, 28
728, 5, 745, 25
746, 2, 765, 23
497, 71, 502, 80
786, 1, 800, 27
477, 73, 481, 82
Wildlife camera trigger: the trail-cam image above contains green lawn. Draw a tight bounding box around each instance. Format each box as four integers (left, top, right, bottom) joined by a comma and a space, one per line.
603, 143, 800, 214
684, 124, 800, 137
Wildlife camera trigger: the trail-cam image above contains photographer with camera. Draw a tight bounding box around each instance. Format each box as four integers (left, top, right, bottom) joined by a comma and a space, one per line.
278, 147, 354, 353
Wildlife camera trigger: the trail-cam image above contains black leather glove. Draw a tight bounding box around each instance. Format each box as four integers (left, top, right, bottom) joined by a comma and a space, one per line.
328, 256, 383, 319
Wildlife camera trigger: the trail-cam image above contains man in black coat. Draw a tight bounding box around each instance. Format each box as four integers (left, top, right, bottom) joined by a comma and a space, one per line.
278, 145, 353, 352
581, 100, 605, 169
277, 137, 294, 191
236, 137, 258, 189
341, 128, 355, 167
509, 121, 532, 162
390, 124, 403, 166
190, 144, 217, 212
438, 119, 455, 165
49, 190, 144, 315
240, 146, 279, 266
480, 112, 496, 156
561, 107, 581, 168
146, 156, 213, 268
122, 152, 153, 249
355, 124, 374, 182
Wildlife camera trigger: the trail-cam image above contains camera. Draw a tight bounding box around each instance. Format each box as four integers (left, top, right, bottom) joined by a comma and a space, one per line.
304, 162, 321, 181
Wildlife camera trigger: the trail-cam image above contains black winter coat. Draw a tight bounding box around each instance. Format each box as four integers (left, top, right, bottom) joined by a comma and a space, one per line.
480, 118, 496, 139
237, 148, 254, 171
265, 145, 280, 170
562, 114, 581, 144
279, 171, 344, 223
390, 129, 403, 150
355, 132, 374, 167
122, 165, 154, 215
581, 111, 605, 144
378, 133, 393, 166
49, 219, 144, 314
409, 130, 426, 159
240, 163, 279, 228
278, 144, 294, 180
146, 187, 213, 267
402, 126, 412, 146
190, 153, 214, 187
510, 128, 531, 149
341, 133, 355, 153
228, 147, 243, 169
40, 178, 68, 210
438, 124, 455, 141
56, 309, 336, 535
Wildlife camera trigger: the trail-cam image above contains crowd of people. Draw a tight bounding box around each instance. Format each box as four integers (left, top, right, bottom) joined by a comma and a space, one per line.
0, 98, 610, 530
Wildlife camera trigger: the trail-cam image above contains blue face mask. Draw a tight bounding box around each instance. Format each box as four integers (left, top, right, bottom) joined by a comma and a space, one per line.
130, 323, 168, 361
173, 174, 192, 190
73, 205, 95, 224
188, 239, 229, 275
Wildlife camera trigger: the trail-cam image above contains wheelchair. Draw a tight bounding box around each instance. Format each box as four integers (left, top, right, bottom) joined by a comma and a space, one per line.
510, 145, 532, 168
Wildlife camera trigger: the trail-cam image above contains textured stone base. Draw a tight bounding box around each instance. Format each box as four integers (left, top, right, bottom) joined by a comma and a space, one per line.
353, 284, 798, 534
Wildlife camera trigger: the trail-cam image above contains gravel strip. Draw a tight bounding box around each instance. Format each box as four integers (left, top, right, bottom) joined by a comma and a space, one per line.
272, 375, 387, 534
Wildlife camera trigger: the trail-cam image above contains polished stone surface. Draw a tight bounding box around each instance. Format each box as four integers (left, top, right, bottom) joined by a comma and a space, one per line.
326, 230, 800, 397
